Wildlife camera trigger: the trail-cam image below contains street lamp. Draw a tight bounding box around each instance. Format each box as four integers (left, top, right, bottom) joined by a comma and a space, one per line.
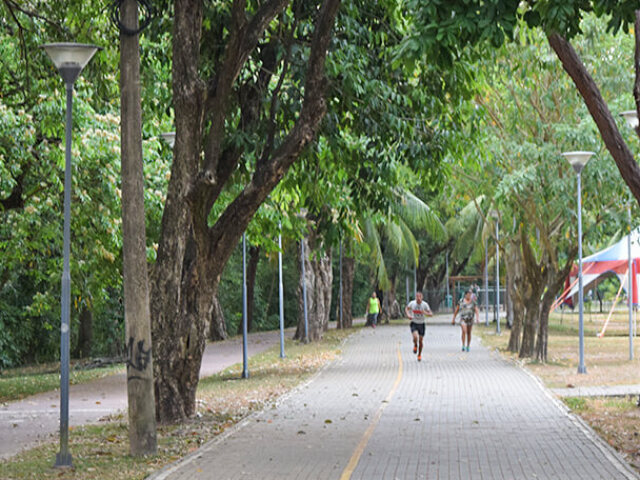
40, 42, 100, 468
278, 222, 286, 358
160, 131, 175, 148
241, 232, 249, 378
620, 110, 638, 361
620, 110, 639, 129
484, 242, 489, 326
299, 209, 309, 343
562, 150, 595, 374
491, 211, 501, 334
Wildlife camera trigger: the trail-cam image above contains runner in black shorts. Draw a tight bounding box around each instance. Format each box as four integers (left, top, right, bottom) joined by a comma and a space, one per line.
405, 291, 433, 361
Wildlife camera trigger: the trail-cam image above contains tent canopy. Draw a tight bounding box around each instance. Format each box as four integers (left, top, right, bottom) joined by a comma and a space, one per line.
565, 227, 640, 306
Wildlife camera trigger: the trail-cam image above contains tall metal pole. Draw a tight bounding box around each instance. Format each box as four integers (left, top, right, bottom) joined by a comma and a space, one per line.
413, 263, 418, 295
577, 172, 586, 374
301, 239, 309, 342
405, 273, 410, 306
41, 42, 100, 468
278, 224, 285, 358
495, 218, 501, 334
629, 203, 634, 361
445, 252, 450, 310
339, 240, 343, 328
57, 83, 74, 467
242, 233, 249, 378
484, 242, 489, 326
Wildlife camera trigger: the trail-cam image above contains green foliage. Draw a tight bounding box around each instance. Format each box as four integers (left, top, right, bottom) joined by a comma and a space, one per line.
401, 0, 637, 68
0, 1, 172, 367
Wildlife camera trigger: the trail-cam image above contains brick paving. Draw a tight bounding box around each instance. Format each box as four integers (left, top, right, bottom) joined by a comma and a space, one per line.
149, 317, 639, 480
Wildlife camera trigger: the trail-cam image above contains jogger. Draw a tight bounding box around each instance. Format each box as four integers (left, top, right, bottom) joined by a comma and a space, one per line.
452, 290, 480, 351
405, 291, 433, 361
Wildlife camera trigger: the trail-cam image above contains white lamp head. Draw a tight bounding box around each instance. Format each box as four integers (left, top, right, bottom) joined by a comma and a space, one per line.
620, 110, 639, 129
40, 43, 101, 84
160, 132, 176, 148
562, 151, 595, 175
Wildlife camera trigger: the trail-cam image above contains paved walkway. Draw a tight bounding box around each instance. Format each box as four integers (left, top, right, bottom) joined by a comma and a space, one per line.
0, 330, 287, 459
150, 317, 639, 480
552, 384, 640, 398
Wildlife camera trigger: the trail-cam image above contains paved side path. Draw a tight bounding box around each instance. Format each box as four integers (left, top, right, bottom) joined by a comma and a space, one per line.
552, 384, 640, 398
150, 318, 639, 480
0, 330, 286, 459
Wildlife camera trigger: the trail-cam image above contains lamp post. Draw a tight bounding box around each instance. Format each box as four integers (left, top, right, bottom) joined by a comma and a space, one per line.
405, 269, 410, 306
278, 222, 286, 358
445, 252, 450, 310
620, 110, 638, 361
484, 242, 489, 326
494, 213, 501, 334
241, 233, 249, 378
300, 237, 309, 343
160, 131, 175, 148
40, 42, 100, 468
628, 201, 634, 361
562, 150, 595, 374
339, 239, 343, 328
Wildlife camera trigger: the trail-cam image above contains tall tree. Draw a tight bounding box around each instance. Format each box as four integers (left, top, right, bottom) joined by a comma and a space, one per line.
151, 0, 341, 423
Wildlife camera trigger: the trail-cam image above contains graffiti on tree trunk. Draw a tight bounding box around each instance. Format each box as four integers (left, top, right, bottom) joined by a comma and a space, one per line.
126, 337, 151, 380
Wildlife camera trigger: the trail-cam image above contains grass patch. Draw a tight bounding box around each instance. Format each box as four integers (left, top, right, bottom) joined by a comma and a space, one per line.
564, 396, 587, 411
0, 328, 353, 480
0, 364, 124, 403
561, 396, 640, 471
476, 320, 640, 389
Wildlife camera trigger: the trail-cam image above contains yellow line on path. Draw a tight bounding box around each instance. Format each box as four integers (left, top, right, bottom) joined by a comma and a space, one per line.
339, 342, 404, 480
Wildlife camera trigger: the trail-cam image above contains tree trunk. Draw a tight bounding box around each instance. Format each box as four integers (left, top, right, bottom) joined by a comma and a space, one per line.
238, 245, 260, 334
120, 0, 157, 454
518, 229, 544, 359
295, 234, 333, 341
535, 251, 576, 362
386, 280, 402, 319
209, 293, 227, 341
548, 32, 640, 204
519, 306, 539, 358
506, 241, 524, 353
339, 254, 355, 328
151, 0, 341, 424
74, 305, 93, 359
505, 266, 513, 328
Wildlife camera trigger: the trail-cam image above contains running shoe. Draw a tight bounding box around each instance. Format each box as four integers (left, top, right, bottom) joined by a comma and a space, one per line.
413, 346, 417, 354
461, 346, 465, 352
417, 355, 422, 361
465, 346, 470, 352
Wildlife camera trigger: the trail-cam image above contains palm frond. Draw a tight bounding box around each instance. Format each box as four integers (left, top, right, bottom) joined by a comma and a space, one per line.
393, 189, 446, 241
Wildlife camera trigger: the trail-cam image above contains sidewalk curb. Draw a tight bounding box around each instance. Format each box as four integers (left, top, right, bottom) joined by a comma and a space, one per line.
145, 329, 358, 480
486, 344, 640, 480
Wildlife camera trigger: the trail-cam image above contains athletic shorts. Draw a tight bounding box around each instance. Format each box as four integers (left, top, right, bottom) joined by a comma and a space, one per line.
410, 321, 425, 337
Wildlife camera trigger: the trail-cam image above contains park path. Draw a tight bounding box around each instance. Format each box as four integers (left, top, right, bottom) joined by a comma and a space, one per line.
0, 330, 287, 460
149, 316, 639, 480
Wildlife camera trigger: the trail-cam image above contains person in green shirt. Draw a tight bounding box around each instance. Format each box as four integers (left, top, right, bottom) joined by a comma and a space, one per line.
365, 292, 381, 328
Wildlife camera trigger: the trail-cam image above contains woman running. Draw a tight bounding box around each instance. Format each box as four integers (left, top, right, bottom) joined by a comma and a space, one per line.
452, 289, 480, 351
